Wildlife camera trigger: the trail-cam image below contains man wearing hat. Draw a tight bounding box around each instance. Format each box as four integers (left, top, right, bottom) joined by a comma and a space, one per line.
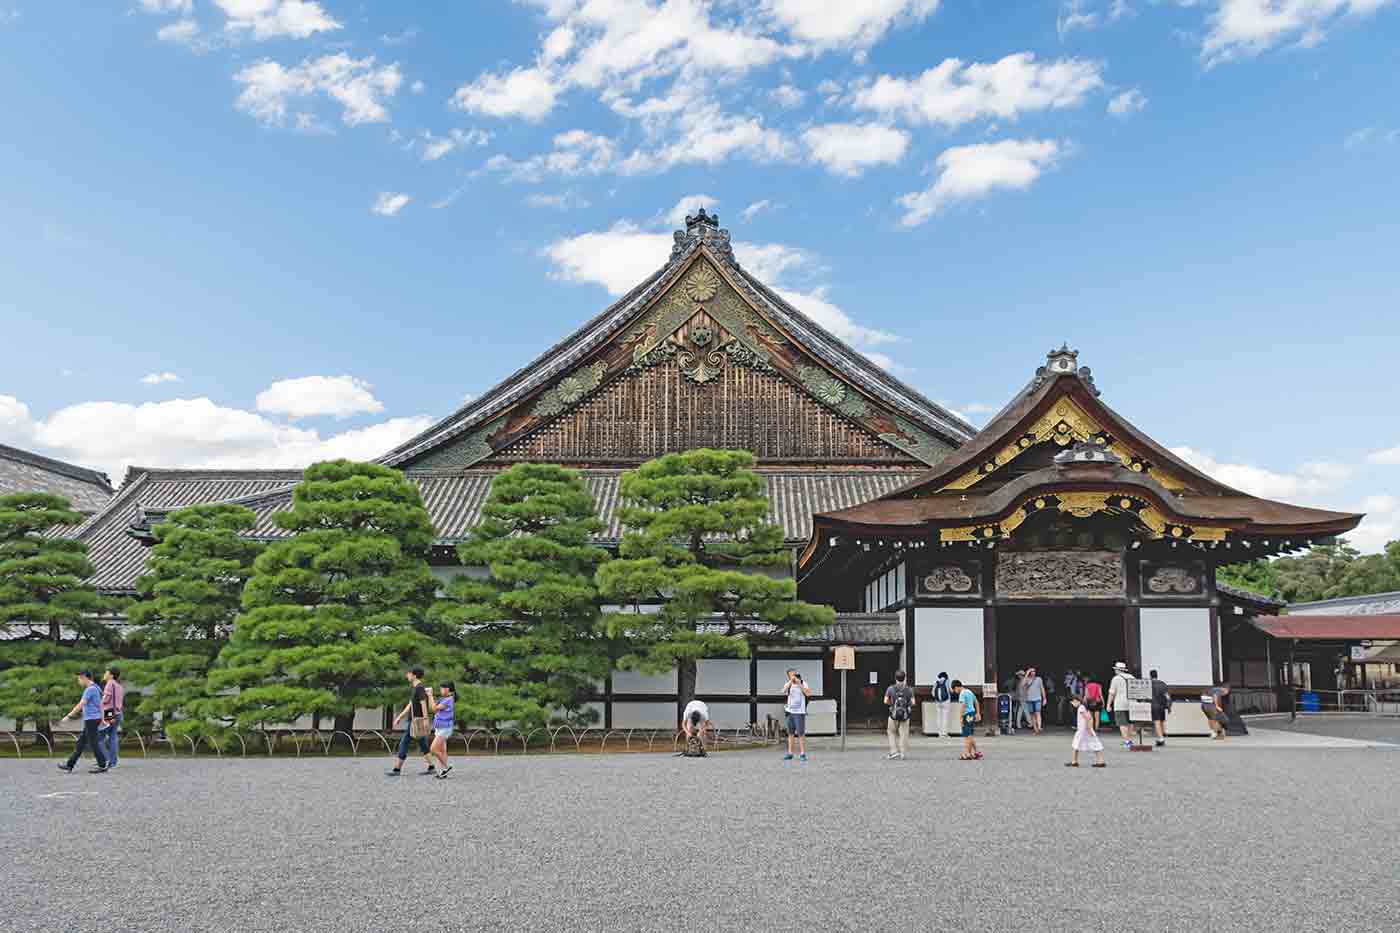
1106, 661, 1134, 749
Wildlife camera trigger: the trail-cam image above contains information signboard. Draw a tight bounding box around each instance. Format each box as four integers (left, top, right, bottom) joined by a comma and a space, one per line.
833, 645, 856, 670
1127, 678, 1154, 722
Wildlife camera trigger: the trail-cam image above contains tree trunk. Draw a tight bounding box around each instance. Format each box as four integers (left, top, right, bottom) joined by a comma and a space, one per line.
677, 658, 698, 710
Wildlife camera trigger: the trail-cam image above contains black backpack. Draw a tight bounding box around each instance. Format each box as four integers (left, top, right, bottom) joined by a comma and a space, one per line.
932, 679, 950, 703
890, 685, 912, 722
682, 734, 707, 757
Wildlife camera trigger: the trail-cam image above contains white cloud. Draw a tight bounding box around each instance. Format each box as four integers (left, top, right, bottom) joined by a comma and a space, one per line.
1170, 446, 1353, 499
1058, 0, 1101, 36
850, 53, 1104, 128
156, 19, 201, 44
140, 372, 182, 386
802, 122, 910, 176
741, 200, 777, 221
1344, 126, 1374, 148
662, 194, 719, 227
234, 54, 403, 127
420, 127, 491, 161
215, 0, 340, 40
1108, 87, 1148, 116
525, 190, 592, 210
613, 101, 796, 174
770, 84, 806, 109
371, 192, 411, 216
452, 65, 560, 121
1199, 0, 1396, 66
484, 129, 618, 181
0, 395, 33, 441
540, 219, 903, 361
255, 375, 385, 420
382, 27, 420, 46
762, 0, 940, 47
410, 79, 426, 95
139, 0, 193, 12
1367, 441, 1400, 464
897, 138, 1065, 227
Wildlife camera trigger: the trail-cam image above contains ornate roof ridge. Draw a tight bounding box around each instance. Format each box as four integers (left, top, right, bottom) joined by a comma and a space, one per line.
0, 441, 113, 492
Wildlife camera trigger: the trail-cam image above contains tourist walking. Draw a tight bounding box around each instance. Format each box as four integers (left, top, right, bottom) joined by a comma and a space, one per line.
1107, 661, 1135, 749
952, 679, 982, 760
57, 670, 108, 774
1011, 669, 1029, 731
388, 667, 435, 776
932, 671, 953, 737
1149, 669, 1172, 747
681, 698, 711, 756
1067, 693, 1106, 768
884, 670, 915, 760
99, 667, 124, 769
780, 669, 812, 762
1201, 683, 1227, 740
431, 682, 455, 779
1023, 666, 1047, 735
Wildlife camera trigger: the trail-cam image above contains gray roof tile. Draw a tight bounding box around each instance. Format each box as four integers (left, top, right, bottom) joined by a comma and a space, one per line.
0, 443, 114, 514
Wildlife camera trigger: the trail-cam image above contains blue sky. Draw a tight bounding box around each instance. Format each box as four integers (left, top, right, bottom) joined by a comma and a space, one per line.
1, 1, 1396, 550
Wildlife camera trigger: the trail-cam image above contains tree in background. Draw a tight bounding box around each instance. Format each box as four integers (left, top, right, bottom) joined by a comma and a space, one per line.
0, 493, 115, 732
596, 449, 833, 709
126, 504, 262, 737
431, 463, 610, 728
1217, 537, 1400, 603
210, 461, 439, 733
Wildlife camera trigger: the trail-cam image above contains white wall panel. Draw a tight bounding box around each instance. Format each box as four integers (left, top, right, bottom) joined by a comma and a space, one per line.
696, 659, 751, 694
612, 669, 677, 694
757, 659, 823, 695
1140, 607, 1213, 686
705, 702, 753, 728
913, 607, 984, 687
610, 702, 677, 728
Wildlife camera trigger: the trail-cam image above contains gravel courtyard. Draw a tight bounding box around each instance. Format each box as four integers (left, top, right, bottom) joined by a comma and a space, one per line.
4, 729, 1397, 933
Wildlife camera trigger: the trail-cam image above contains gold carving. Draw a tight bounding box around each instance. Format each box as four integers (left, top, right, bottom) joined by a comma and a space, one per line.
941, 396, 1186, 492
938, 489, 1229, 544
683, 263, 721, 302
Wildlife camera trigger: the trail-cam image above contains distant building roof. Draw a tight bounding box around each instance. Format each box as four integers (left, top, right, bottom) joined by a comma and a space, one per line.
1217, 583, 1285, 614
1289, 591, 1400, 616
1252, 614, 1400, 641
0, 443, 114, 514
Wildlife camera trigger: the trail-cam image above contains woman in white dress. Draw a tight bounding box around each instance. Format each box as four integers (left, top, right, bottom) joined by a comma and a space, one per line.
1068, 693, 1106, 768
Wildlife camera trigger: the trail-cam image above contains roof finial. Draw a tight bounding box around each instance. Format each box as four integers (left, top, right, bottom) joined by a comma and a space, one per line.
1032, 344, 1099, 396
671, 205, 736, 267
685, 207, 720, 231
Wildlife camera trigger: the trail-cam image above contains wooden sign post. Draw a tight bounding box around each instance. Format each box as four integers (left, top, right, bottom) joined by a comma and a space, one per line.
834, 646, 855, 752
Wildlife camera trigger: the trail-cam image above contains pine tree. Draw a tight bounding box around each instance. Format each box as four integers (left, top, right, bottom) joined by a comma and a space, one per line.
210, 461, 439, 733
0, 493, 114, 732
595, 449, 833, 709
431, 463, 611, 729
126, 504, 262, 736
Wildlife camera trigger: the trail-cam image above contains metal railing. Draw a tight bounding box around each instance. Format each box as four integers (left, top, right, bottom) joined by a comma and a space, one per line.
0, 724, 779, 759
1287, 687, 1400, 716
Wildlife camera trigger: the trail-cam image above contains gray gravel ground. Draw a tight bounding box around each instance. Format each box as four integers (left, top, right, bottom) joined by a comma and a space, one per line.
1243, 713, 1400, 744
4, 735, 1398, 933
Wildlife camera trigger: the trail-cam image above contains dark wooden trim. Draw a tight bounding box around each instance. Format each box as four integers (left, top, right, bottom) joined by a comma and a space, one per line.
604, 672, 613, 730
983, 605, 998, 685
1209, 606, 1221, 685
749, 657, 758, 725
1124, 606, 1142, 673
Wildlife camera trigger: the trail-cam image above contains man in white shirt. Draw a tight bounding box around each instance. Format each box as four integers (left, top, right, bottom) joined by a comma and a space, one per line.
779, 669, 812, 762
1106, 661, 1134, 749
681, 699, 711, 742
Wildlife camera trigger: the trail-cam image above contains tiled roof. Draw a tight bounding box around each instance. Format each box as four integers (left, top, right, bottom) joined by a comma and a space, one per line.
0, 443, 114, 514
1217, 582, 1285, 612
381, 215, 974, 469
74, 468, 305, 592
1289, 591, 1400, 616
698, 614, 903, 645
1253, 614, 1400, 640
99, 466, 927, 592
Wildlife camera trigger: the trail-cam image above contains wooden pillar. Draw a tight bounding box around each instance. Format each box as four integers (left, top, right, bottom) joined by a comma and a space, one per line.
749, 656, 758, 726
1123, 606, 1142, 673
604, 672, 613, 730
983, 605, 998, 686
1208, 607, 1221, 685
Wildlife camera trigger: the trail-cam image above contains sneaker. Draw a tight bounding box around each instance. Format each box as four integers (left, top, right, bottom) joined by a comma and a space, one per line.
57, 763, 74, 773
418, 766, 437, 775
799, 753, 808, 762
1122, 740, 1133, 749
898, 753, 906, 760
435, 766, 453, 780
782, 753, 794, 760
386, 768, 402, 776
89, 765, 109, 774
972, 752, 984, 760
1154, 740, 1165, 748
885, 752, 899, 760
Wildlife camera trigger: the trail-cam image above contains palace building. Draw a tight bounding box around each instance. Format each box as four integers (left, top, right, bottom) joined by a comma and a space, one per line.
62, 208, 1363, 730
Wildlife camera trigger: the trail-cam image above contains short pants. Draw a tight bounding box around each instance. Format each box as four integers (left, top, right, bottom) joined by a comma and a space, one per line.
961, 714, 976, 738
785, 713, 806, 736
434, 727, 453, 739
1026, 699, 1042, 713
1113, 710, 1131, 727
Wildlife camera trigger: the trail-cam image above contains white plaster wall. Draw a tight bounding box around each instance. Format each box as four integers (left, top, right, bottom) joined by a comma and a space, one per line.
704, 702, 753, 729
1140, 607, 1214, 685
696, 659, 750, 694
610, 701, 677, 728
757, 659, 823, 694
913, 606, 984, 687
612, 669, 677, 694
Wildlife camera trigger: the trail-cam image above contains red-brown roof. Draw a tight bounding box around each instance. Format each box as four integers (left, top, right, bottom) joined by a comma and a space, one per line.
1252, 615, 1400, 640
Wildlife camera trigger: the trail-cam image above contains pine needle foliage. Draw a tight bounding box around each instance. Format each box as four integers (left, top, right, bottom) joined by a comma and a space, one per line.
210, 461, 439, 731
431, 463, 610, 728
595, 449, 833, 707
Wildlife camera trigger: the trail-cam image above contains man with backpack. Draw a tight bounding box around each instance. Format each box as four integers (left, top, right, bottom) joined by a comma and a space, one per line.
932, 671, 953, 737
884, 670, 916, 760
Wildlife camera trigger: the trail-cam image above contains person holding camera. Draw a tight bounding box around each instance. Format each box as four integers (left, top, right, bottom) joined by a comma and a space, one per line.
780, 669, 812, 762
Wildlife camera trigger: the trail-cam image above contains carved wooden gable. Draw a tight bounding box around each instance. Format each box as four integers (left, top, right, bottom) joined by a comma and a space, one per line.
413, 254, 956, 470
